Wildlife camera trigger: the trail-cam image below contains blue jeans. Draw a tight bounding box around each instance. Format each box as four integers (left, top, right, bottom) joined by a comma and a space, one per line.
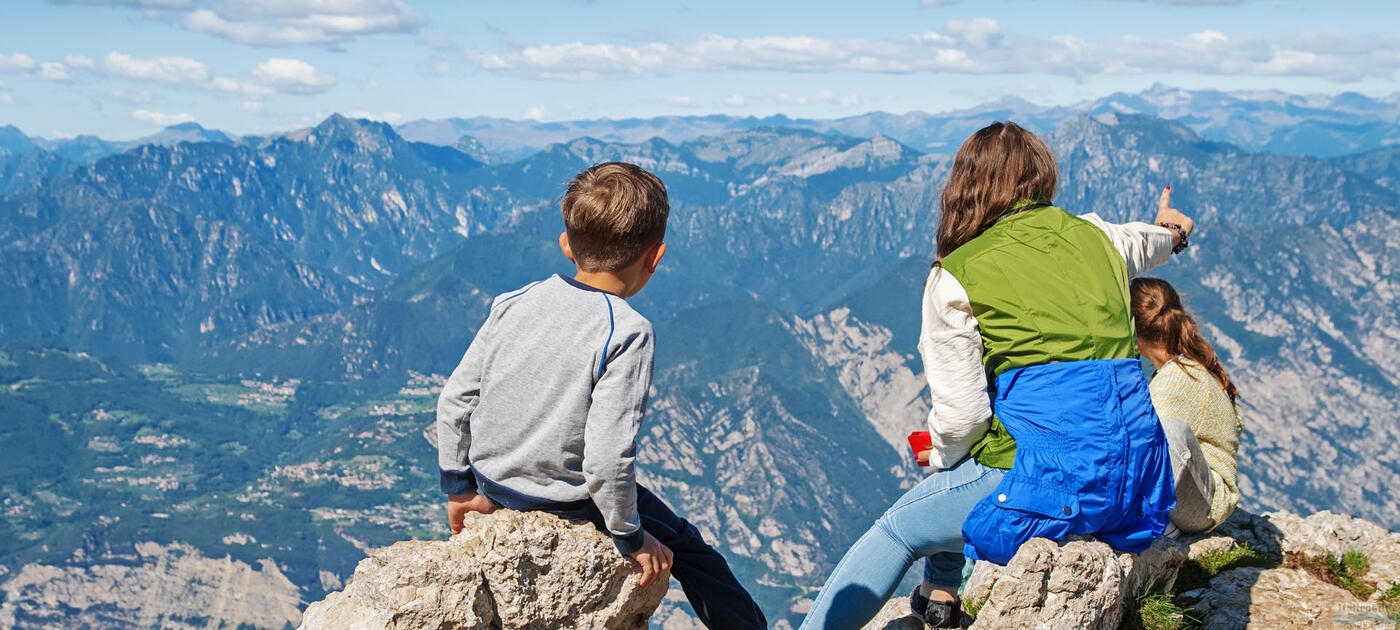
799, 457, 1006, 630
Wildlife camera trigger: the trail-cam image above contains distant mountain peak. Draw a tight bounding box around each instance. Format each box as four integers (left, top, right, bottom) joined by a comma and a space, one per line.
0, 124, 37, 156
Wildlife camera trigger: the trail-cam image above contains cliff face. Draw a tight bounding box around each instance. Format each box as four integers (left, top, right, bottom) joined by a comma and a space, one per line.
298, 510, 668, 630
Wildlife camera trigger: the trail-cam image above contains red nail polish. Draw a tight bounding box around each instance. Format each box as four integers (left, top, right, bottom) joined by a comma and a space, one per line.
1165, 186, 1171, 191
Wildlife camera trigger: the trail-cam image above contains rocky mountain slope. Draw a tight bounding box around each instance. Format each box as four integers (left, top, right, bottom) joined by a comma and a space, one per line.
0, 116, 504, 362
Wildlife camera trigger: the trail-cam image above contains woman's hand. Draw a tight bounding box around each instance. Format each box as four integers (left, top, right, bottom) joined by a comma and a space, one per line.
916, 449, 933, 467
1154, 186, 1194, 247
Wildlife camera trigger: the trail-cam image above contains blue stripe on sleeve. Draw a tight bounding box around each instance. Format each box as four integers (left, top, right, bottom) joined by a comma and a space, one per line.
597, 293, 615, 380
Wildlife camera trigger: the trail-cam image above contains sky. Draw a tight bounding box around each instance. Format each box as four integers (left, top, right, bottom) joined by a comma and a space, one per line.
1, 0, 1398, 140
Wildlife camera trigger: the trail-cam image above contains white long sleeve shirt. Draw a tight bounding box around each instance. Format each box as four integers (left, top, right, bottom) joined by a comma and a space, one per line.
917, 214, 1176, 469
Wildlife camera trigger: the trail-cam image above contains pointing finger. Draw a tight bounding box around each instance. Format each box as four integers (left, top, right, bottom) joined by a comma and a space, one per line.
1159, 186, 1172, 213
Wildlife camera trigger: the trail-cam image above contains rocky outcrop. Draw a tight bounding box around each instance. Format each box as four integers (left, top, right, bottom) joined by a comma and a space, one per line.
298, 509, 667, 630
860, 509, 1400, 630
960, 536, 1187, 629
857, 537, 1186, 630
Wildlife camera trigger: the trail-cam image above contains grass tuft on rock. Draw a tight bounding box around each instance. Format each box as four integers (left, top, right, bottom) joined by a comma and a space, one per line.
1376, 582, 1400, 619
1175, 543, 1278, 593
961, 596, 985, 622
1126, 590, 1196, 630
1285, 550, 1376, 600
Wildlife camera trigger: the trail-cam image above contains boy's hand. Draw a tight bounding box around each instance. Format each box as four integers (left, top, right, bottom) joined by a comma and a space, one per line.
446, 493, 496, 535
627, 531, 673, 588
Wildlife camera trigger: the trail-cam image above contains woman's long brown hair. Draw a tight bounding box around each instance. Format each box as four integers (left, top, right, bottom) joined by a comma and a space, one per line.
1131, 277, 1240, 403
937, 121, 1058, 258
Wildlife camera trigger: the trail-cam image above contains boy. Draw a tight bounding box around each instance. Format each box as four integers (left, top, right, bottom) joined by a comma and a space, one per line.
436, 162, 768, 630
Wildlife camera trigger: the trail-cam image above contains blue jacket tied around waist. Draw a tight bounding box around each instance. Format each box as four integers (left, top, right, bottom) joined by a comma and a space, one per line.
961, 359, 1177, 565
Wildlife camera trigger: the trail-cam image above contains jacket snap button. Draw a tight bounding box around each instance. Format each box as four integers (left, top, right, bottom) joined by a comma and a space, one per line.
997, 493, 1008, 503
1062, 506, 1072, 516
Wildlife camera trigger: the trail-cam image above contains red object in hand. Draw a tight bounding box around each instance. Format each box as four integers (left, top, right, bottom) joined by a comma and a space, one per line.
907, 431, 932, 466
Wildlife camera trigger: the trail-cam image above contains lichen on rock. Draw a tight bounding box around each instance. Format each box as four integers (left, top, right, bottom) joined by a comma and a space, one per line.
298, 509, 668, 630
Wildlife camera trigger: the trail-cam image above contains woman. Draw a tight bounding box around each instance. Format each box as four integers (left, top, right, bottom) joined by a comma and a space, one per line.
1131, 277, 1243, 536
800, 121, 1193, 629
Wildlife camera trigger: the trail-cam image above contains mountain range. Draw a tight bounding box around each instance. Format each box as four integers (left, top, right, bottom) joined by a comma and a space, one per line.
2, 87, 1398, 628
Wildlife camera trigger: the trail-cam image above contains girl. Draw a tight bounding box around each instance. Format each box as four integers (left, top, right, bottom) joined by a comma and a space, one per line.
1131, 277, 1243, 536
800, 121, 1193, 629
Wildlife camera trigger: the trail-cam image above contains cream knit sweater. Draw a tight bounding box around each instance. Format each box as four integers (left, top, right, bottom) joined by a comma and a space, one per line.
1149, 358, 1244, 527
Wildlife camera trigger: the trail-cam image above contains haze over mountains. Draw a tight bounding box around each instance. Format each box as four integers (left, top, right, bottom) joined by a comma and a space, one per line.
2, 85, 1398, 628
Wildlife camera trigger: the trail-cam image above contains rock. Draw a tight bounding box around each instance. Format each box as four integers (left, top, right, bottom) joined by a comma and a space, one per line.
1191, 567, 1395, 629
843, 509, 1399, 630
1185, 509, 1400, 589
0, 541, 303, 629
298, 510, 667, 630
1180, 509, 1400, 629
860, 596, 923, 630
960, 536, 1187, 630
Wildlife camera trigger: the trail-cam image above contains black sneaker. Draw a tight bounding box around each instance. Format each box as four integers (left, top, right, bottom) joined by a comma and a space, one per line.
908, 587, 965, 628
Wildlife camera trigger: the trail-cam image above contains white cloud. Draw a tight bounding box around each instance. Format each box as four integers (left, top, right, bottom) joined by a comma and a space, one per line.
76, 51, 330, 100
0, 53, 37, 72
523, 106, 546, 121
345, 109, 401, 123
132, 108, 196, 126
944, 18, 1003, 48
210, 76, 275, 97
241, 100, 264, 112
64, 54, 95, 69
470, 21, 1400, 84
51, 0, 194, 7
103, 51, 209, 83
723, 94, 746, 107
0, 81, 12, 105
40, 62, 72, 81
665, 95, 694, 107
56, 0, 425, 46
250, 57, 336, 94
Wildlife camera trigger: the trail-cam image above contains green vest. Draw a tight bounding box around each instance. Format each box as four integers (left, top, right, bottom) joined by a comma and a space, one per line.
938, 205, 1137, 469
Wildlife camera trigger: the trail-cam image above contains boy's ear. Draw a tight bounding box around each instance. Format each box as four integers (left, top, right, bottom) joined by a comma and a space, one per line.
558, 232, 576, 263
643, 242, 666, 273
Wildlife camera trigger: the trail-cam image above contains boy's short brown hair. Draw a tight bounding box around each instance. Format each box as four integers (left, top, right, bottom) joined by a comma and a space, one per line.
561, 162, 670, 271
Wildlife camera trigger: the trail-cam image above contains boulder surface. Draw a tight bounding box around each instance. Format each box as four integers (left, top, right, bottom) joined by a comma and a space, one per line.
299, 509, 667, 630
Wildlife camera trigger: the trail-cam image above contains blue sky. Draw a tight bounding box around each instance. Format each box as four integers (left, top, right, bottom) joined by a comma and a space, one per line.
1, 0, 1398, 139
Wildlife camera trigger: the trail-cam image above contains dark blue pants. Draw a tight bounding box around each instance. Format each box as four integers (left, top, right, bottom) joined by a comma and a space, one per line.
484, 479, 768, 630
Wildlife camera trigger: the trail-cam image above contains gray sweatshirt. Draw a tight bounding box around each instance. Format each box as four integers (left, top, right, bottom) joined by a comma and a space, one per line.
436, 274, 653, 552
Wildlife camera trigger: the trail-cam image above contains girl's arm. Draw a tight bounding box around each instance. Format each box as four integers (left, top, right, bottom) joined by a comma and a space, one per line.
918, 265, 993, 469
